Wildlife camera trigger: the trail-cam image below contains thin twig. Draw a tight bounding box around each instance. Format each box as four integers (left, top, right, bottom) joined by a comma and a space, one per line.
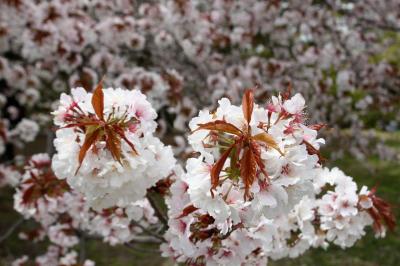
46, 129, 55, 156
146, 193, 168, 227
0, 217, 24, 244
79, 234, 86, 264
130, 235, 163, 244
220, 223, 243, 240
130, 220, 165, 242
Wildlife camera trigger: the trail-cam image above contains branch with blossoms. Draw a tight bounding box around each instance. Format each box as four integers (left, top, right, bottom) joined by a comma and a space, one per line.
0, 1, 399, 264
9, 150, 175, 265
5, 81, 396, 265
160, 86, 395, 265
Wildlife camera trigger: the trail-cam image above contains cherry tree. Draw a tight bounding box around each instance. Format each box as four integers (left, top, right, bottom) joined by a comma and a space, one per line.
0, 0, 398, 265
3, 84, 395, 265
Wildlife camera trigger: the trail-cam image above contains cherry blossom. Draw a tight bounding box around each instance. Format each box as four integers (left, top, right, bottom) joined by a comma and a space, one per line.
162, 88, 395, 265
0, 0, 398, 264
51, 82, 176, 209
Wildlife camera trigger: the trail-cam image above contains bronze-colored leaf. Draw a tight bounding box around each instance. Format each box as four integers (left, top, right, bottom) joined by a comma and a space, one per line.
242, 89, 254, 124
92, 79, 104, 120
375, 199, 396, 232
189, 228, 219, 243
176, 204, 199, 219
302, 140, 325, 164
368, 208, 383, 234
105, 128, 123, 164
308, 123, 327, 131
252, 132, 284, 155
282, 82, 292, 101
210, 145, 234, 195
114, 126, 138, 155
369, 189, 396, 232
195, 120, 242, 136
22, 185, 39, 205
197, 214, 215, 227
76, 128, 101, 175
240, 146, 257, 200
250, 141, 269, 178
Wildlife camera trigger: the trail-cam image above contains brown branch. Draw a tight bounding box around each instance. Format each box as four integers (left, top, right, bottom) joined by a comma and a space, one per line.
130, 220, 165, 242
146, 193, 168, 227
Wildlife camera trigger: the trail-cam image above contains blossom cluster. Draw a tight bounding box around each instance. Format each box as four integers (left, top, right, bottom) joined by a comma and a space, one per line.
0, 163, 21, 188
0, 0, 398, 264
161, 90, 395, 265
12, 152, 169, 265
51, 84, 176, 209
0, 117, 39, 156
0, 84, 395, 265
13, 153, 92, 265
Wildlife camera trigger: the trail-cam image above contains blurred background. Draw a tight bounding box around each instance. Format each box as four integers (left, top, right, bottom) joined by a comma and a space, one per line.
0, 0, 399, 265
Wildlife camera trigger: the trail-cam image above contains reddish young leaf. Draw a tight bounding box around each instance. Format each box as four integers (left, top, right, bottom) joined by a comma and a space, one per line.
250, 141, 269, 178
22, 178, 35, 185
242, 89, 254, 124
150, 175, 174, 195
189, 228, 219, 243
195, 120, 242, 136
22, 185, 38, 205
302, 140, 325, 164
76, 128, 101, 175
105, 128, 123, 164
240, 146, 257, 200
282, 82, 292, 101
368, 208, 384, 234
369, 189, 396, 232
176, 204, 199, 219
46, 179, 70, 198
114, 126, 138, 155
375, 197, 396, 231
210, 145, 235, 195
252, 132, 284, 155
102, 206, 119, 217
308, 123, 327, 131
197, 214, 215, 227
92, 79, 104, 121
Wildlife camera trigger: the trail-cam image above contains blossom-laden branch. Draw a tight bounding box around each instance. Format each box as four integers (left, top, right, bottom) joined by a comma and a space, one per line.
10, 152, 176, 265
195, 89, 283, 200
52, 82, 176, 210
0, 0, 399, 264
163, 86, 395, 265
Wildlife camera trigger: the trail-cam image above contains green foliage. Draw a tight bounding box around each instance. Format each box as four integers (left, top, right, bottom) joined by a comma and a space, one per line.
370, 32, 400, 67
